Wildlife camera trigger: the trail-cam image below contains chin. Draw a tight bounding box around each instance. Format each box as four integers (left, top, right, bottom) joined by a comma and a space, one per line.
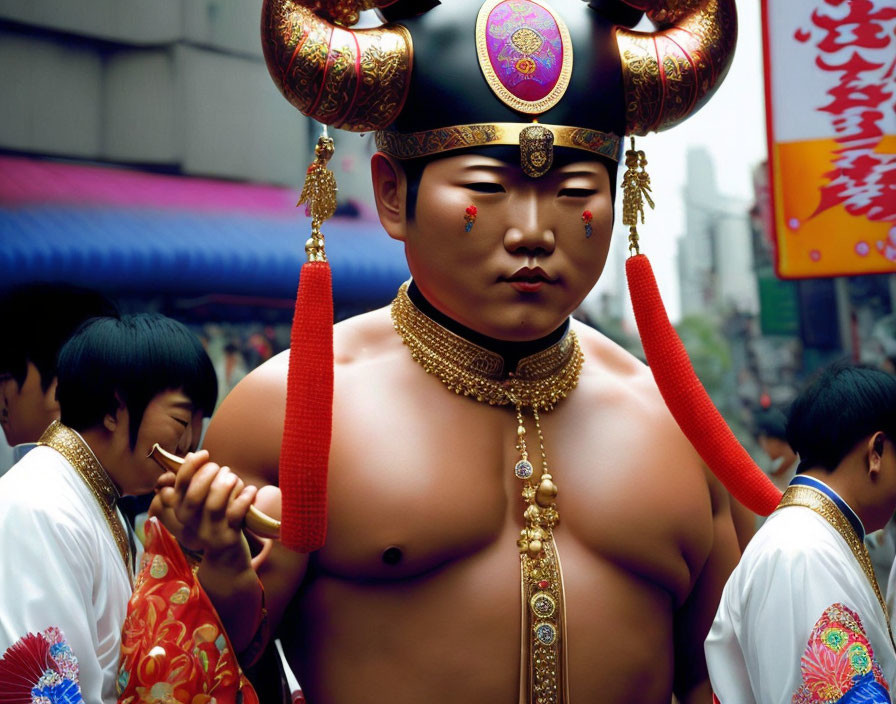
482, 318, 564, 342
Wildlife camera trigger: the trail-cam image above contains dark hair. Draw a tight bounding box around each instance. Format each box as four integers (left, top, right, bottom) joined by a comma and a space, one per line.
398, 146, 619, 220
787, 363, 896, 473
754, 408, 789, 441
0, 285, 119, 392
57, 314, 218, 447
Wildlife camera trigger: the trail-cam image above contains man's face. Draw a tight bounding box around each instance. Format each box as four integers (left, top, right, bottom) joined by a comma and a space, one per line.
113, 388, 198, 496
401, 153, 613, 341
0, 362, 57, 446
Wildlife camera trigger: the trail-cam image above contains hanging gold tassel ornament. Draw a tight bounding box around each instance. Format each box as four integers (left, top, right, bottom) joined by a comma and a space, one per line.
298, 130, 338, 262
621, 136, 655, 256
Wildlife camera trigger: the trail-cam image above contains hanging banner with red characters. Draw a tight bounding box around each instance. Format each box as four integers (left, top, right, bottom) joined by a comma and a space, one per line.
761, 0, 896, 277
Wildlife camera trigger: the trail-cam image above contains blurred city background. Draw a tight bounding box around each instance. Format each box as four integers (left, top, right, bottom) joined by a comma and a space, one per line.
0, 0, 894, 465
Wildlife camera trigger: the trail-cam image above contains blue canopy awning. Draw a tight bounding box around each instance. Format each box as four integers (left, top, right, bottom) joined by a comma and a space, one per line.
0, 206, 409, 307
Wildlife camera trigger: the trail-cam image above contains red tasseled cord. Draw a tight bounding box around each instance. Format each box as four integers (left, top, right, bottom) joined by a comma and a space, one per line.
279, 261, 333, 552
626, 254, 783, 516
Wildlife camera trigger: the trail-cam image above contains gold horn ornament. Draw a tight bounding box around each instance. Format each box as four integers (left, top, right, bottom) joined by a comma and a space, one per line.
149, 444, 282, 540
616, 0, 737, 135
261, 0, 413, 132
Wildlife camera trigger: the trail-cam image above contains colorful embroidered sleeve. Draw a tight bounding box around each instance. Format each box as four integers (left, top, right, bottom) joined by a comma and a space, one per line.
791, 603, 890, 704
707, 516, 896, 704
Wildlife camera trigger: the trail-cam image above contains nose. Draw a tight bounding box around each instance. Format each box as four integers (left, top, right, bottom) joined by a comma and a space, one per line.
176, 425, 194, 455
504, 190, 555, 256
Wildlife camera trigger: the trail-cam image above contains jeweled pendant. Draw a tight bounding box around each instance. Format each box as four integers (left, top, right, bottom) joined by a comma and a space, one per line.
515, 459, 534, 479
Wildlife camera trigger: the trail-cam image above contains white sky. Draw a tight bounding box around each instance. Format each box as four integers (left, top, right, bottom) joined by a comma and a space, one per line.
591, 0, 768, 323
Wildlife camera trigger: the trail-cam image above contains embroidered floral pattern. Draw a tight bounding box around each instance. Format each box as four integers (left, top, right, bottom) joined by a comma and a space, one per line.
792, 603, 891, 703
117, 517, 258, 704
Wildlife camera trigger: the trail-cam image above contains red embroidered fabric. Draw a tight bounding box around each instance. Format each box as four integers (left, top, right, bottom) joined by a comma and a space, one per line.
116, 518, 259, 703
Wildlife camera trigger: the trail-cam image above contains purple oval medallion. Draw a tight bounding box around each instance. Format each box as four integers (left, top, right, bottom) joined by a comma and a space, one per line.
478, 0, 571, 112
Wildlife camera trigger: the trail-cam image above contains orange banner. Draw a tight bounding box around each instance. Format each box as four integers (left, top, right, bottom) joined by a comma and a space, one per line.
762, 0, 896, 278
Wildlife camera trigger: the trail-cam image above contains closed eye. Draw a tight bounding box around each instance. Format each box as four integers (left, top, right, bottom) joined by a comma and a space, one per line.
465, 182, 506, 194
172, 417, 189, 428
558, 188, 597, 198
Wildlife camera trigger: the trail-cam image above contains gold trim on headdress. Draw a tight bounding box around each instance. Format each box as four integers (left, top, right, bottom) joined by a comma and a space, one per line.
374, 122, 621, 163
475, 0, 573, 115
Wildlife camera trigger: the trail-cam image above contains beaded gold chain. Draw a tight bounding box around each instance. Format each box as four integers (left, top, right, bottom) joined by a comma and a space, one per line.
391, 283, 581, 703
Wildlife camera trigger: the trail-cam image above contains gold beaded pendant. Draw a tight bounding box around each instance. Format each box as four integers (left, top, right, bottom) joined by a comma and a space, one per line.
391, 283, 578, 704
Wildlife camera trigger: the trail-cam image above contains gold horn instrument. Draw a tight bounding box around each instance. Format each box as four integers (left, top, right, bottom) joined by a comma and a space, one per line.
617, 0, 737, 135
149, 444, 281, 540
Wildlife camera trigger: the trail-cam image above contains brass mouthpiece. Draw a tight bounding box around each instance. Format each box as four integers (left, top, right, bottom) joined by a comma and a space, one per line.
149, 443, 281, 540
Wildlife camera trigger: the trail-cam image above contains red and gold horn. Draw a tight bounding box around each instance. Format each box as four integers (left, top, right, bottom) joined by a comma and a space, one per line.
617, 0, 738, 135
617, 0, 783, 516
261, 0, 413, 132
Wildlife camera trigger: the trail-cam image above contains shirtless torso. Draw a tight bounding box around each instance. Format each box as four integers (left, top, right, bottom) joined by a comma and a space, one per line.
202, 307, 738, 703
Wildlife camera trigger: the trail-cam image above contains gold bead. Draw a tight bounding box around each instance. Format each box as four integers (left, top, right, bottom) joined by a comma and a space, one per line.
535, 476, 558, 508
518, 425, 526, 436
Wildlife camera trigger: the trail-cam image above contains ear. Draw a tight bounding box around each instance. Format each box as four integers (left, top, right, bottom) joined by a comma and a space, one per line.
42, 376, 60, 417
103, 394, 127, 433
868, 432, 886, 477
371, 152, 408, 242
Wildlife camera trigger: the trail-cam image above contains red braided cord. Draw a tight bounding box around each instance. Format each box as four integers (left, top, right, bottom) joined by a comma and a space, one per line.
626, 254, 782, 516
279, 261, 334, 551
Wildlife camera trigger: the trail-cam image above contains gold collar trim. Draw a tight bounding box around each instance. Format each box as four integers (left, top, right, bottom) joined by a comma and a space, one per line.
390, 282, 583, 410
778, 485, 894, 649
38, 421, 132, 578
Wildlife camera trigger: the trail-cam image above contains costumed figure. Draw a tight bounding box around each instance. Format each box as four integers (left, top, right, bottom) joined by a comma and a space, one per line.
151, 0, 782, 702
706, 365, 896, 703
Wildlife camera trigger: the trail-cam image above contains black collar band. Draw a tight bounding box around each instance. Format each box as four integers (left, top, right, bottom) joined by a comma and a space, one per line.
406, 280, 570, 374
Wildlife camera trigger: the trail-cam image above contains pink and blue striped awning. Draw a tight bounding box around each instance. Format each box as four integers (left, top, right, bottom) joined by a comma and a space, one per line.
0, 156, 408, 305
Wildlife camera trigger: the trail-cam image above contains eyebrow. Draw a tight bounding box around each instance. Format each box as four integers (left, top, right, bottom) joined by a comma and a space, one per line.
555, 169, 602, 178
462, 163, 512, 173
170, 399, 195, 411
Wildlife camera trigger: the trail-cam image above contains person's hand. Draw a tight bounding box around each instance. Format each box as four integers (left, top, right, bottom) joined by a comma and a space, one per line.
151, 449, 257, 568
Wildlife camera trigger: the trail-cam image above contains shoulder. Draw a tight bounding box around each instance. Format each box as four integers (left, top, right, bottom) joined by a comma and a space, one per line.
204, 307, 401, 484
733, 508, 849, 588
0, 448, 95, 544
333, 306, 405, 367
571, 320, 681, 431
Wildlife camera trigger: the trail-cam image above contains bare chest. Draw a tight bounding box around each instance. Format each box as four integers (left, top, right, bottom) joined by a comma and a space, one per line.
319, 365, 713, 602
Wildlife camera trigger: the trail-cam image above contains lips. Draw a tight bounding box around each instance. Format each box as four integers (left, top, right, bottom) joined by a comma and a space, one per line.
504, 267, 554, 293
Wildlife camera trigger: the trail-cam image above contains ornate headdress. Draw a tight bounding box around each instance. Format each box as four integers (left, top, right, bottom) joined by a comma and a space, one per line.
265, 0, 781, 552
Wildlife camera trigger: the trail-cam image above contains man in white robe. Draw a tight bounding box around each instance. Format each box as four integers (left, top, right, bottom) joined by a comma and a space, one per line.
0, 314, 217, 703
706, 365, 896, 704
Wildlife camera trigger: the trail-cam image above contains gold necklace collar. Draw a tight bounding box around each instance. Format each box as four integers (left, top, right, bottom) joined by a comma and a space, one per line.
391, 281, 580, 702
38, 421, 132, 577
390, 282, 583, 410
